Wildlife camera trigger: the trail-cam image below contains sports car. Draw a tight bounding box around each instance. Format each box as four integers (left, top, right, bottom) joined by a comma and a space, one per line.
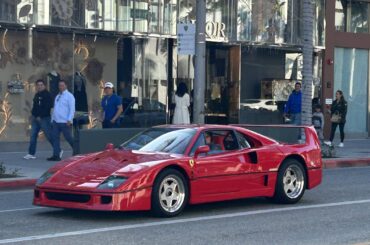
33, 124, 322, 217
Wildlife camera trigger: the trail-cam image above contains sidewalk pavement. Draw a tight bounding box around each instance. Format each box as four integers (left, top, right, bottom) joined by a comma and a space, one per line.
0, 139, 369, 189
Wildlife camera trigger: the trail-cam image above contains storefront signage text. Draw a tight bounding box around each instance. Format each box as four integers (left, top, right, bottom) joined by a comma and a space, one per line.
206, 22, 226, 41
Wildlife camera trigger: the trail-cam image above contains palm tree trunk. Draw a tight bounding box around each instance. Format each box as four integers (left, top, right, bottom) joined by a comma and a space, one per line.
301, 0, 314, 126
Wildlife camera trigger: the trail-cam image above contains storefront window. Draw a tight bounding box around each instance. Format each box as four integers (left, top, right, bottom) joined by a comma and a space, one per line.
237, 0, 299, 44
117, 0, 133, 32
335, 0, 370, 33
0, 0, 34, 24
314, 0, 326, 47
50, 0, 85, 27
134, 1, 149, 32
164, 0, 177, 35
334, 48, 369, 134
128, 38, 169, 127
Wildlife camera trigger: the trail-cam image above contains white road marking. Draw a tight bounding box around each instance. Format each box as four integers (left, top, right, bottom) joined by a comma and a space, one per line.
0, 207, 43, 214
1, 199, 370, 244
0, 190, 33, 195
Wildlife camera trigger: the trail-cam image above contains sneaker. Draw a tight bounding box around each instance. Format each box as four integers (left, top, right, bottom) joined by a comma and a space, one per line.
23, 154, 36, 160
59, 150, 64, 159
47, 156, 61, 161
338, 143, 344, 148
324, 141, 332, 146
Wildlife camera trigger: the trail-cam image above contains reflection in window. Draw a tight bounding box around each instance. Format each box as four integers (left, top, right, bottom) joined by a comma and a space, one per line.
117, 0, 133, 32
335, 0, 370, 33
51, 0, 85, 27
134, 1, 149, 32
85, 0, 103, 29
237, 0, 291, 44
350, 1, 369, 33
164, 0, 177, 35
0, 0, 33, 24
149, 0, 160, 33
314, 0, 325, 46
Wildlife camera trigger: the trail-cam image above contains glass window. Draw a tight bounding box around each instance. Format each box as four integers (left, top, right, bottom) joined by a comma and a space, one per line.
334, 48, 369, 134
335, 0, 370, 33
85, 0, 103, 29
134, 0, 149, 32
314, 0, 326, 46
237, 0, 295, 44
117, 0, 133, 32
49, 0, 85, 27
139, 128, 196, 154
149, 0, 160, 33
163, 0, 177, 35
0, 0, 34, 24
121, 128, 176, 150
235, 132, 251, 149
349, 1, 369, 33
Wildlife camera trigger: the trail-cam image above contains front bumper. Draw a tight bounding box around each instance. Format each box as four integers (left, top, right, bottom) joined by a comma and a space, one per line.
33, 187, 152, 211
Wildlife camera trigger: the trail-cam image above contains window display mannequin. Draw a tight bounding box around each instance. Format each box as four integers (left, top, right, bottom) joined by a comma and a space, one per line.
73, 72, 88, 112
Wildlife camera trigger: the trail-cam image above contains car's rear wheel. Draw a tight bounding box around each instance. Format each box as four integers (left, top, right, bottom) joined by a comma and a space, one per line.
151, 168, 188, 217
273, 159, 306, 204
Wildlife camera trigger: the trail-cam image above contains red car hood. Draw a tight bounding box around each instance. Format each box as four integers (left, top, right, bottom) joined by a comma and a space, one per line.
42, 149, 179, 190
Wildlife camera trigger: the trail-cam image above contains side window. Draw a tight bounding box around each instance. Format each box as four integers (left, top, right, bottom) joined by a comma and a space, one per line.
235, 132, 252, 149
223, 131, 240, 151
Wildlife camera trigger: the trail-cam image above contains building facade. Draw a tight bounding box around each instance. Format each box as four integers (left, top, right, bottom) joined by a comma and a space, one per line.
324, 0, 370, 137
0, 0, 325, 142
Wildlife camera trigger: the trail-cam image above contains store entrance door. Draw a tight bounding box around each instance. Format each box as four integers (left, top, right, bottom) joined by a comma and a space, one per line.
205, 43, 240, 124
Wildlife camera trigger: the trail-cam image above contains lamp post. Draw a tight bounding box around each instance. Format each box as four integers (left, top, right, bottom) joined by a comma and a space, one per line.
193, 0, 206, 124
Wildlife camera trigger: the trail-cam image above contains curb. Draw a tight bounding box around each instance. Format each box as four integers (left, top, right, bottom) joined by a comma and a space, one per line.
0, 179, 37, 189
323, 158, 370, 169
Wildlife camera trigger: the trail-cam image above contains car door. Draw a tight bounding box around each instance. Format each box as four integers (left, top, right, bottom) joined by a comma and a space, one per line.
190, 130, 252, 198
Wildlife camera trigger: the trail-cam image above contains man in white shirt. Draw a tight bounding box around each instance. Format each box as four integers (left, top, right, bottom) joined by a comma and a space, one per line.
47, 80, 75, 161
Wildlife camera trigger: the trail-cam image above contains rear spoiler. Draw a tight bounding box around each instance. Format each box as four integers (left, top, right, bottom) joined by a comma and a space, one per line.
231, 124, 318, 145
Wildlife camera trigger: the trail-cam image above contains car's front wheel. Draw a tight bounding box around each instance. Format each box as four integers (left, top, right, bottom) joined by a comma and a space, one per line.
273, 159, 306, 204
151, 168, 188, 217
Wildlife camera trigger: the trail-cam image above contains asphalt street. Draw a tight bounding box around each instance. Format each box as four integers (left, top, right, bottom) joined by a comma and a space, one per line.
1, 167, 370, 245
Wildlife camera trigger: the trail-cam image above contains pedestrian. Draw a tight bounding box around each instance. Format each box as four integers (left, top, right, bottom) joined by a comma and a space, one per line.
47, 80, 75, 161
312, 104, 324, 141
173, 82, 190, 124
283, 82, 302, 125
325, 90, 348, 147
23, 79, 53, 160
101, 82, 123, 128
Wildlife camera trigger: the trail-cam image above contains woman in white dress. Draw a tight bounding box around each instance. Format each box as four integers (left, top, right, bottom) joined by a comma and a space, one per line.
173, 82, 190, 124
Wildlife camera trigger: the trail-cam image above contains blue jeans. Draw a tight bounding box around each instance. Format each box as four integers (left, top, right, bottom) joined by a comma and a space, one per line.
290, 113, 302, 125
52, 121, 74, 157
28, 117, 53, 155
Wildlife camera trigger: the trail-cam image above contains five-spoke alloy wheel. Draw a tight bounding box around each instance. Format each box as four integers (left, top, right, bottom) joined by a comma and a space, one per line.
152, 168, 188, 217
273, 159, 306, 204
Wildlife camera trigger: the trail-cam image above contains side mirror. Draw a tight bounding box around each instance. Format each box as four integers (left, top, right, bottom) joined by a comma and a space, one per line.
105, 143, 115, 150
194, 145, 210, 158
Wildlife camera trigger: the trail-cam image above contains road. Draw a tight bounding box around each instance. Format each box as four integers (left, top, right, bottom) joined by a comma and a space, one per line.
1, 167, 370, 245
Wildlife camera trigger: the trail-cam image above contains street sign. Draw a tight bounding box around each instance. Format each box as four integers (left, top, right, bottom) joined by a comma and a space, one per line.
177, 23, 195, 55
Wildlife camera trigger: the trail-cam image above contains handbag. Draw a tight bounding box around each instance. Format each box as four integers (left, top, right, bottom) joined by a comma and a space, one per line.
331, 112, 342, 123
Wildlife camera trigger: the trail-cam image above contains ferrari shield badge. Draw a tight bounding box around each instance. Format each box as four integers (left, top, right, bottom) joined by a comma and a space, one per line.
189, 159, 195, 168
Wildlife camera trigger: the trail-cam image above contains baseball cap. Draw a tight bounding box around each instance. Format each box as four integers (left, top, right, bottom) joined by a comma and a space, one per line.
104, 82, 114, 88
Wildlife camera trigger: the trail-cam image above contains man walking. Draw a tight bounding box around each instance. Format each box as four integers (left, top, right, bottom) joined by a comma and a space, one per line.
101, 82, 123, 128
24, 80, 53, 159
284, 82, 302, 125
47, 80, 75, 161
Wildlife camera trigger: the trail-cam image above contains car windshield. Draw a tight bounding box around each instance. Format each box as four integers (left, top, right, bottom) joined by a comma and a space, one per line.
121, 128, 196, 154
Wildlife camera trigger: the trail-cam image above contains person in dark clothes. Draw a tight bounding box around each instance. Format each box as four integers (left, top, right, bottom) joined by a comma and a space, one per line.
73, 72, 88, 112
101, 82, 123, 128
24, 80, 53, 159
325, 90, 348, 148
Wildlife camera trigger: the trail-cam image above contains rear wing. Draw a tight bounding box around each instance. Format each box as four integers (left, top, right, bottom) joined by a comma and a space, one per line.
231, 124, 319, 145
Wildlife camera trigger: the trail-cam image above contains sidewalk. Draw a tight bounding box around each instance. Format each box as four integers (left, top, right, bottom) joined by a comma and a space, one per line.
0, 139, 369, 189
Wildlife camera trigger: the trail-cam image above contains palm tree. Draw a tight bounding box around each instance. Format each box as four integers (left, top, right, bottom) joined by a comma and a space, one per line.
301, 0, 314, 127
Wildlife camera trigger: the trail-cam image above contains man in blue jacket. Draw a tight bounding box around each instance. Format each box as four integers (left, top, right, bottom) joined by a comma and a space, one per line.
284, 82, 302, 125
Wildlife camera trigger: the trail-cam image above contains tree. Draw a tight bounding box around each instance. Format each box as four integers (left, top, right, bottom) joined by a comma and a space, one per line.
301, 0, 314, 127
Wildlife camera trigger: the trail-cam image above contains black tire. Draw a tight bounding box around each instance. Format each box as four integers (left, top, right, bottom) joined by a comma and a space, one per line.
272, 159, 306, 204
151, 168, 188, 217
